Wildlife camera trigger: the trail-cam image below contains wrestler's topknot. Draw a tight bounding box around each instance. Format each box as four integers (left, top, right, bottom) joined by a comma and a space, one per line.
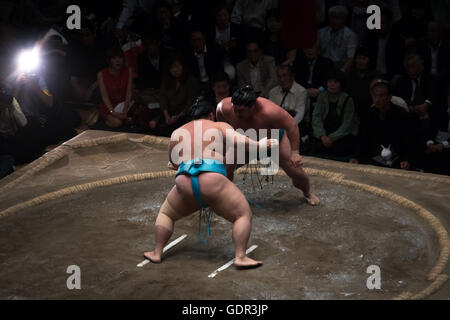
231, 85, 258, 108
189, 96, 214, 120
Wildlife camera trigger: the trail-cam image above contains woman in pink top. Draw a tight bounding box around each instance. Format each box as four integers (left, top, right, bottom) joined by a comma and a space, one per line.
98, 46, 133, 128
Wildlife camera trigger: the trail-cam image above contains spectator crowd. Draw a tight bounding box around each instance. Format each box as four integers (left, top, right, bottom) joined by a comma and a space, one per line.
0, 0, 449, 179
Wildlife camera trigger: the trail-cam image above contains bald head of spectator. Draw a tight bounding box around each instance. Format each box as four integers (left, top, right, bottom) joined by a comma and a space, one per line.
328, 5, 348, 31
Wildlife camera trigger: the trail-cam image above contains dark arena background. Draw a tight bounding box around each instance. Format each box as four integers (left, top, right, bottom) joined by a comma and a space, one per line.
0, 0, 449, 311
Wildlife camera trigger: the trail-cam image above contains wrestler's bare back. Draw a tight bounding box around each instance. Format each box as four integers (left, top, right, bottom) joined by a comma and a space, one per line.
169, 119, 238, 166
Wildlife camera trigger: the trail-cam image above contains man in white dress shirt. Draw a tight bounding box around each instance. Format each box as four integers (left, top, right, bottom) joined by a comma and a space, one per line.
269, 64, 308, 126
318, 5, 358, 72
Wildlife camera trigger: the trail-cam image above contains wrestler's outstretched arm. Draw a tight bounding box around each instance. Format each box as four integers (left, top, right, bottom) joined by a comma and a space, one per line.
218, 122, 278, 153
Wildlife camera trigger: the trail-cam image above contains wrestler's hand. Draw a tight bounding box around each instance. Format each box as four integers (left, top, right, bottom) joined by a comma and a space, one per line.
167, 161, 177, 171
290, 152, 303, 168
258, 137, 279, 150
267, 138, 279, 149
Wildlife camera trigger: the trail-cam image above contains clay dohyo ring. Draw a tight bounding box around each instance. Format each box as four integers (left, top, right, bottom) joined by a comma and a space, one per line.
0, 134, 448, 299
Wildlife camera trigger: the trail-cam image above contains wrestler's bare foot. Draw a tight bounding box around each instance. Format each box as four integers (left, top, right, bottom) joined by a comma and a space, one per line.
305, 193, 320, 206
144, 251, 162, 264
234, 256, 263, 268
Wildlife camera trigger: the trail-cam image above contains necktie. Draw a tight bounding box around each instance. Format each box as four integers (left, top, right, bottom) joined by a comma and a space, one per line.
280, 90, 289, 107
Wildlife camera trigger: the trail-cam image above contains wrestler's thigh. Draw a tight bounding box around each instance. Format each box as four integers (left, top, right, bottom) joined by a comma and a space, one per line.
164, 177, 201, 220
201, 175, 251, 223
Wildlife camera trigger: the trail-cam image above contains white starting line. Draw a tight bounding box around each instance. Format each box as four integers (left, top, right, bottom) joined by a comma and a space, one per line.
137, 234, 187, 267
208, 245, 258, 278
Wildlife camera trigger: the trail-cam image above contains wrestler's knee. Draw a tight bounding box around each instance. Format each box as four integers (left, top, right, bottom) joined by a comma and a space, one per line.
159, 199, 180, 222
155, 212, 174, 234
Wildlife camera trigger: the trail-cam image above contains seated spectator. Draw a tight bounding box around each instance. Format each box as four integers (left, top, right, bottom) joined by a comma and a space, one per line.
212, 4, 241, 66
343, 0, 371, 43
362, 8, 405, 79
185, 28, 225, 90
151, 54, 200, 134
421, 84, 450, 175
115, 0, 156, 41
293, 42, 334, 103
260, 8, 295, 66
181, 0, 218, 31
392, 0, 431, 53
393, 54, 441, 144
350, 79, 416, 170
269, 64, 308, 130
430, 0, 450, 38
204, 71, 235, 110
137, 30, 168, 90
345, 47, 379, 124
318, 5, 358, 73
236, 41, 277, 98
312, 70, 359, 158
170, 0, 191, 30
231, 0, 278, 42
68, 19, 110, 104
416, 20, 450, 79
151, 0, 189, 51
97, 47, 133, 129
169, 0, 191, 24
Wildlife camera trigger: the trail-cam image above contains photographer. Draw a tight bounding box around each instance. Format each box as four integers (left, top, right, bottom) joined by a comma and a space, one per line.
12, 57, 78, 146
0, 76, 44, 170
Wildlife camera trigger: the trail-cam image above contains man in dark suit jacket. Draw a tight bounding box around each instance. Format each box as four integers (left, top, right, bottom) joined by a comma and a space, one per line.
362, 8, 405, 80
137, 31, 168, 89
393, 54, 444, 157
293, 43, 334, 102
416, 20, 450, 79
393, 54, 441, 124
185, 28, 225, 88
350, 80, 417, 170
421, 89, 450, 175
